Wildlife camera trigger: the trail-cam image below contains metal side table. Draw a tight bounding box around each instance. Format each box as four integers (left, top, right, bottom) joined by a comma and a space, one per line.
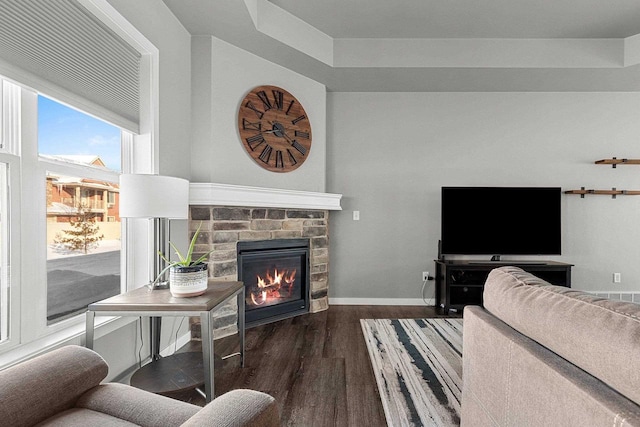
86, 280, 244, 403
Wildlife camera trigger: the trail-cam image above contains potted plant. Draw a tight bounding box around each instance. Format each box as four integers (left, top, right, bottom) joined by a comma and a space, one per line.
157, 222, 213, 297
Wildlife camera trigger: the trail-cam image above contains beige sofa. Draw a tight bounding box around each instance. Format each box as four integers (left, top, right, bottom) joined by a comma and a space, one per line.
461, 266, 640, 426
0, 345, 279, 427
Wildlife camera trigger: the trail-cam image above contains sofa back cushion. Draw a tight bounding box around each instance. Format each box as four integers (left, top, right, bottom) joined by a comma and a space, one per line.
0, 345, 108, 427
483, 266, 640, 407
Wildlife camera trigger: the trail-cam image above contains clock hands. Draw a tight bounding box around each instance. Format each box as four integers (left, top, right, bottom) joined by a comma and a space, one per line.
266, 120, 295, 142
263, 128, 297, 134
262, 120, 307, 156
279, 129, 294, 144
262, 128, 290, 135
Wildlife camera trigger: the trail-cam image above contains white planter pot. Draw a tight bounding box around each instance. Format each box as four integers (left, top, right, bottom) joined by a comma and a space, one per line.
169, 263, 208, 297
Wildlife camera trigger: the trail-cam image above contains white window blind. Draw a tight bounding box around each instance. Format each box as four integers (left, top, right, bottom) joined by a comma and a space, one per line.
0, 0, 140, 131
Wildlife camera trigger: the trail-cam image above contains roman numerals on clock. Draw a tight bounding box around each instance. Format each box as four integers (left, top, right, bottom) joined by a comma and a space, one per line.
245, 101, 264, 119
272, 90, 283, 110
259, 145, 272, 163
246, 139, 305, 167
291, 114, 306, 125
275, 150, 284, 168
287, 149, 298, 166
291, 140, 307, 156
239, 85, 311, 172
285, 100, 295, 115
245, 134, 265, 150
242, 118, 261, 131
255, 144, 302, 169
257, 90, 272, 111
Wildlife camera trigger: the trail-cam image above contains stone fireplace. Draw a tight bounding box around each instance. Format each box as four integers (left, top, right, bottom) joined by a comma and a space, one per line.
186, 182, 341, 339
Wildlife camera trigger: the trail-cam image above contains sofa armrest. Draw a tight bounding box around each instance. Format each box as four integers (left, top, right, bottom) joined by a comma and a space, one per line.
461, 305, 640, 427
0, 345, 108, 427
484, 266, 640, 406
181, 389, 280, 427
76, 383, 200, 427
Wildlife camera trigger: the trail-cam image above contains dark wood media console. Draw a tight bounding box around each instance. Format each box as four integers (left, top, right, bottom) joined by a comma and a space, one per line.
434, 260, 573, 313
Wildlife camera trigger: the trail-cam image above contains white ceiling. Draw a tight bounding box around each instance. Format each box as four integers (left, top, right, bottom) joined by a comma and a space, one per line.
270, 0, 640, 39
162, 0, 640, 92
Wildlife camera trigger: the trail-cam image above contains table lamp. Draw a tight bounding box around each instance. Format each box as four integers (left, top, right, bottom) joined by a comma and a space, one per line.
119, 174, 189, 361
119, 174, 189, 288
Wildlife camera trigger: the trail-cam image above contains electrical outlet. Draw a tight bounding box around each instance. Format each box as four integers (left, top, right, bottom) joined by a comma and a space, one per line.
422, 271, 430, 281
613, 273, 621, 283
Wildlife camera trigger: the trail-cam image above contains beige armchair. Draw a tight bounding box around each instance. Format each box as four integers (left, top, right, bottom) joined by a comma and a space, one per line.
0, 345, 279, 427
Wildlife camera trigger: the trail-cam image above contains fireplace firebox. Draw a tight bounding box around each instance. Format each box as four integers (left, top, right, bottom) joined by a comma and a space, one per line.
237, 239, 310, 327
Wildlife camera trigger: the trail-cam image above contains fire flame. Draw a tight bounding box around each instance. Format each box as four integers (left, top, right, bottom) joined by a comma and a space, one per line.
249, 267, 297, 306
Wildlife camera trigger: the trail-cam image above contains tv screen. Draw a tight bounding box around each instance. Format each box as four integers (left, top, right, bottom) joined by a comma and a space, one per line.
441, 187, 561, 256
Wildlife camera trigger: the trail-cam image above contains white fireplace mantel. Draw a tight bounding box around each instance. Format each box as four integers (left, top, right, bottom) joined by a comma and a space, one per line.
189, 183, 342, 211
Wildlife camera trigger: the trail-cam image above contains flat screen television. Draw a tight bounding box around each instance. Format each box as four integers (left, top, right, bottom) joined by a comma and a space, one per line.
441, 187, 561, 257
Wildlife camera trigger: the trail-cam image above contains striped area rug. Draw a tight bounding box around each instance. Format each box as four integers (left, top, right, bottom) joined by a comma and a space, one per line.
360, 318, 463, 427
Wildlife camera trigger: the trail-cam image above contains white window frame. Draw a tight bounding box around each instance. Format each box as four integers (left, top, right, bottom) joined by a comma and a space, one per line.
20, 88, 129, 342
0, 154, 21, 352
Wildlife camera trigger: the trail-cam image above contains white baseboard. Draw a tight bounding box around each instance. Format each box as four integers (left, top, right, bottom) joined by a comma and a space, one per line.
589, 291, 640, 304
329, 293, 640, 308
329, 297, 435, 306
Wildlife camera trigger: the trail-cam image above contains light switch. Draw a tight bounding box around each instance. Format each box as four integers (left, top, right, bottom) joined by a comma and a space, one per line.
353, 210, 360, 221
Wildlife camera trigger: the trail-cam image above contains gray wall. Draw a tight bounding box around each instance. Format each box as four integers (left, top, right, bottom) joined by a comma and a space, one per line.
190, 36, 327, 193
327, 92, 640, 301
102, 0, 192, 377
107, 0, 192, 180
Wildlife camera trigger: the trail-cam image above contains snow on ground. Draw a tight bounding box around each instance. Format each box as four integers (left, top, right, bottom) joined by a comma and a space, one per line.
47, 239, 121, 260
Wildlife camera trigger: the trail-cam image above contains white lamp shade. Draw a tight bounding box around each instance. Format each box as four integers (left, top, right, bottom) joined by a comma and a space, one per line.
119, 174, 189, 219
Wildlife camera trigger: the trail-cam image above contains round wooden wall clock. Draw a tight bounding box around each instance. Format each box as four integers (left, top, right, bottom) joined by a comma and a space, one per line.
238, 85, 312, 172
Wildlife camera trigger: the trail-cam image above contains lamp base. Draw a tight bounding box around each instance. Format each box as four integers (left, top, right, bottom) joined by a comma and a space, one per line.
147, 281, 169, 290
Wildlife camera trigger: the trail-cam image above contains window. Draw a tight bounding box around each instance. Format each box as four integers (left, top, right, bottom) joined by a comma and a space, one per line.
0, 76, 148, 358
0, 0, 160, 364
39, 96, 123, 324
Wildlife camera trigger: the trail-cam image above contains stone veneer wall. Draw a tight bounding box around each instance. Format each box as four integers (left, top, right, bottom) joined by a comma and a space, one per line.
188, 206, 330, 339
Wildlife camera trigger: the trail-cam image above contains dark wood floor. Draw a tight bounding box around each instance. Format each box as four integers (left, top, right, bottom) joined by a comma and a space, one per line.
170, 305, 457, 426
